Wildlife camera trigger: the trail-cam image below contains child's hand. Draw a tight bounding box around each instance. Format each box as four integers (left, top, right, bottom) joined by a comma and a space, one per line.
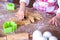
16, 10, 24, 20
16, 2, 26, 20
49, 17, 58, 26
49, 14, 60, 26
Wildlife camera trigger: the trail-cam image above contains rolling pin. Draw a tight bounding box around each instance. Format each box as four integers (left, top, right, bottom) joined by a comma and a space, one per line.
6, 33, 32, 40
0, 37, 6, 40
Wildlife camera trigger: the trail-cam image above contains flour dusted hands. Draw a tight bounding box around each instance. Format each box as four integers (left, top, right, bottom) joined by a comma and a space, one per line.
49, 14, 60, 26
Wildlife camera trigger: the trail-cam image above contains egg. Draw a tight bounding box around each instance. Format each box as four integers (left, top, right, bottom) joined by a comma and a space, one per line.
33, 36, 47, 40
49, 36, 58, 40
39, 37, 47, 40
43, 31, 52, 38
33, 30, 42, 40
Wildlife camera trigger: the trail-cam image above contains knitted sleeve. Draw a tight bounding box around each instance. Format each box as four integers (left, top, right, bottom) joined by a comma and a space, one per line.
20, 0, 30, 6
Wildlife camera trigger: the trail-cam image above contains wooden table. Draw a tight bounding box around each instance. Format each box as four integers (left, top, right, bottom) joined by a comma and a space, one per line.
0, 3, 60, 40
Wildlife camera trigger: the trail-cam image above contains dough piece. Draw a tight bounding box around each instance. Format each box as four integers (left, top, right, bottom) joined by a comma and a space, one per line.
10, 10, 43, 26
16, 20, 25, 26
33, 13, 42, 20
9, 17, 19, 22
24, 19, 31, 25
28, 16, 35, 23
10, 18, 25, 26
25, 11, 42, 21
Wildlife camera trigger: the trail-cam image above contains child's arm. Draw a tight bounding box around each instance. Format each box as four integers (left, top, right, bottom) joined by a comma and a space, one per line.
16, 0, 29, 20
19, 0, 30, 11
49, 0, 60, 26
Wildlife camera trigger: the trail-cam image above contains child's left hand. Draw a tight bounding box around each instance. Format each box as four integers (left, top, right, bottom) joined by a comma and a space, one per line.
16, 10, 24, 20
49, 14, 60, 26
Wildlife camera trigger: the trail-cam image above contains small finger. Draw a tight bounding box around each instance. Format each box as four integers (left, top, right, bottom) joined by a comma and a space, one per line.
55, 21, 58, 26
52, 18, 55, 25
49, 20, 52, 24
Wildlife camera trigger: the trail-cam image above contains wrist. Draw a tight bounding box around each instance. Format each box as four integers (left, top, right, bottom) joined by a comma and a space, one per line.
20, 2, 26, 12
18, 8, 25, 14
19, 8, 25, 13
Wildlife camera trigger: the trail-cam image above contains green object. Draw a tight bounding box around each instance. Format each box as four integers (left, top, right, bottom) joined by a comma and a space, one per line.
6, 3, 15, 10
3, 21, 17, 34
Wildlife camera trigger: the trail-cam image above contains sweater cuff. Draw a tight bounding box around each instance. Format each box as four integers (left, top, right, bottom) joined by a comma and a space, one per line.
20, 0, 29, 6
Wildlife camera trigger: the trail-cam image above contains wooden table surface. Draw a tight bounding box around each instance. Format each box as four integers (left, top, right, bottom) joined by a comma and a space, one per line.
0, 3, 60, 40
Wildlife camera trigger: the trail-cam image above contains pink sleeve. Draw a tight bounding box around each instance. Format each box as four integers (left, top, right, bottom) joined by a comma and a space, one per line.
56, 0, 60, 14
